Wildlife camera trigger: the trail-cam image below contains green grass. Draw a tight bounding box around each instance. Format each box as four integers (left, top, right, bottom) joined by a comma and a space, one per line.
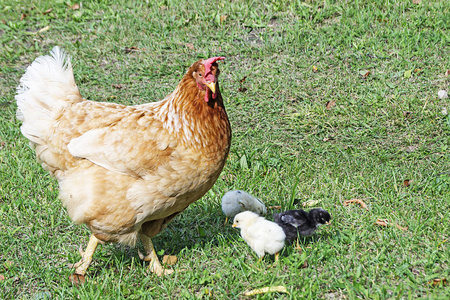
1, 0, 449, 298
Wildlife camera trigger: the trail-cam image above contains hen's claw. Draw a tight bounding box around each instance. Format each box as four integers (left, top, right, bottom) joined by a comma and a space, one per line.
78, 244, 85, 256
138, 250, 147, 261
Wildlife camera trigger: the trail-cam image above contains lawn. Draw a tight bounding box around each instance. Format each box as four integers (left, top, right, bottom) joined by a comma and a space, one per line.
1, 0, 449, 298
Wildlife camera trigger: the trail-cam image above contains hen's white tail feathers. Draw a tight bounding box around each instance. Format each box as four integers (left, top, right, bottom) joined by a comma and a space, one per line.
16, 46, 83, 144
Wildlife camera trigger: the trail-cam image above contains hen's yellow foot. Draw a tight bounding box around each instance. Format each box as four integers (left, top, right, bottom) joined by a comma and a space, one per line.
71, 235, 99, 276
139, 233, 173, 276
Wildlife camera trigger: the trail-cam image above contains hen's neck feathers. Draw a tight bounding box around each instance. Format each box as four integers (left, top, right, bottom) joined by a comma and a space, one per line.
154, 70, 231, 152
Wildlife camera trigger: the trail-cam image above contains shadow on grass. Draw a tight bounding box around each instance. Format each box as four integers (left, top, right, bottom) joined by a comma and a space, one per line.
77, 208, 336, 272
83, 211, 237, 270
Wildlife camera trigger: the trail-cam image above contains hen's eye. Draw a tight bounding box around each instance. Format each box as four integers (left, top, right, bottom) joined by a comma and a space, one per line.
198, 73, 203, 77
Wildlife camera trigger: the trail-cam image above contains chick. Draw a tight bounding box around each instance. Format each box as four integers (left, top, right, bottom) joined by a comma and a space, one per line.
273, 208, 331, 242
222, 190, 267, 224
232, 211, 285, 261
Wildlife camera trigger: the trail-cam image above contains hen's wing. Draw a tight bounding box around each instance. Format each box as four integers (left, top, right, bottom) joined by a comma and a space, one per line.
67, 109, 176, 178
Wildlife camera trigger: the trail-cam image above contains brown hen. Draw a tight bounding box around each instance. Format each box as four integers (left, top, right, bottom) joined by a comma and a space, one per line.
16, 47, 231, 277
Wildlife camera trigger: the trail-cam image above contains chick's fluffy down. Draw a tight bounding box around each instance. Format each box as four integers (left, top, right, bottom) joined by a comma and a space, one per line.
233, 211, 285, 257
221, 190, 267, 219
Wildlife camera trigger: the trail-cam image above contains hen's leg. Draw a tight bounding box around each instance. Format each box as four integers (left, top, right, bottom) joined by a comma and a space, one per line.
73, 234, 99, 275
223, 216, 229, 225
139, 233, 173, 276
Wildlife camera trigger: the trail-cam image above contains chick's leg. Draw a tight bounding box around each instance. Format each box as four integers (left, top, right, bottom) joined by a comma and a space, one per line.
296, 239, 300, 250
73, 234, 99, 275
139, 233, 173, 276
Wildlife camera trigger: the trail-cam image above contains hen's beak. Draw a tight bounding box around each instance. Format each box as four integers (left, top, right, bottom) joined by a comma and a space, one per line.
232, 224, 237, 228
205, 81, 216, 94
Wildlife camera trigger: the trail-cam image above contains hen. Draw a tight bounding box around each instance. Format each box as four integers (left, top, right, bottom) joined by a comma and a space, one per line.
15, 47, 231, 277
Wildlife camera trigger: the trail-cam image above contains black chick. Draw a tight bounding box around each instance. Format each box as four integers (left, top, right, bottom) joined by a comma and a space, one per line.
273, 208, 331, 241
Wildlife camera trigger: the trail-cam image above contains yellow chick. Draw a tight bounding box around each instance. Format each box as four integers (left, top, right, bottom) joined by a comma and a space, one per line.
222, 190, 267, 224
232, 211, 285, 261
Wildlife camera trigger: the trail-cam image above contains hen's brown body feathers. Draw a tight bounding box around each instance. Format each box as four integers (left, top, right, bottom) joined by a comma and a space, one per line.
16, 48, 231, 271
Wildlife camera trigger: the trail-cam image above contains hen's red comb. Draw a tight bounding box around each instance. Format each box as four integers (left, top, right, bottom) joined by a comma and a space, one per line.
204, 57, 225, 76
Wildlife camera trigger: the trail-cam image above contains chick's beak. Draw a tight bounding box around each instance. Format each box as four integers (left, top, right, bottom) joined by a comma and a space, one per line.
232, 223, 237, 228
325, 221, 331, 226
205, 81, 216, 94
